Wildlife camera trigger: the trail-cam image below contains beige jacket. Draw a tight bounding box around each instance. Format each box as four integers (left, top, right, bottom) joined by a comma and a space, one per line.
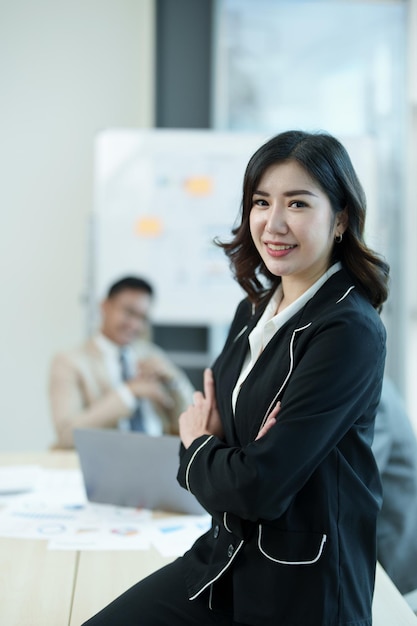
49, 338, 194, 449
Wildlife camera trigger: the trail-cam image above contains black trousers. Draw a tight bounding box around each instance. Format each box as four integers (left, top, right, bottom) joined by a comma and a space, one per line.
81, 557, 247, 626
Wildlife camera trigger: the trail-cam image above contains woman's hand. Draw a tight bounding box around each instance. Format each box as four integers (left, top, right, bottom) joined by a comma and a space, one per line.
255, 401, 281, 440
179, 368, 223, 449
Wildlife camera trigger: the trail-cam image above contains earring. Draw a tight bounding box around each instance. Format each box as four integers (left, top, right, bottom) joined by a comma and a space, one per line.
335, 233, 343, 244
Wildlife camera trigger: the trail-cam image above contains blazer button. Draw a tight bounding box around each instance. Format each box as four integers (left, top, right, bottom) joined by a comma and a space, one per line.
227, 544, 234, 558
213, 525, 220, 539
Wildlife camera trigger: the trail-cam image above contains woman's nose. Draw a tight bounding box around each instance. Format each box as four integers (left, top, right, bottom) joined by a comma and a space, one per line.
265, 206, 288, 234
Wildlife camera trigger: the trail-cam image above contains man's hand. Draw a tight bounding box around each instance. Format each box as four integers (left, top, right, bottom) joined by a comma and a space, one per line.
126, 378, 174, 411
137, 355, 176, 386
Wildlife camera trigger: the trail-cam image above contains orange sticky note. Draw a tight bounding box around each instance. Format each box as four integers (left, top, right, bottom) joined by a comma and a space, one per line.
134, 217, 163, 237
184, 176, 213, 196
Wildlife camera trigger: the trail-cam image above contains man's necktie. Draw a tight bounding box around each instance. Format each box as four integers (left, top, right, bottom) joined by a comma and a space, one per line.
119, 349, 145, 432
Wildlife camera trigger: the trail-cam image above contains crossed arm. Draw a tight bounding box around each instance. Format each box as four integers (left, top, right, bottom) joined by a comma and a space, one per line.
179, 368, 280, 449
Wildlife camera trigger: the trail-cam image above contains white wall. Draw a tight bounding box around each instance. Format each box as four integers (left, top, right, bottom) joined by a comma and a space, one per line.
0, 0, 155, 450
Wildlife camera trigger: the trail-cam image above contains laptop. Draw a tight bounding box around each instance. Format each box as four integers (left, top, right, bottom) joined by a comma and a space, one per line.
73, 428, 206, 515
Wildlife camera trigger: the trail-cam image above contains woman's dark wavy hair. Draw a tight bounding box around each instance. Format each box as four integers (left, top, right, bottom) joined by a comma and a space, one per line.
217, 130, 389, 312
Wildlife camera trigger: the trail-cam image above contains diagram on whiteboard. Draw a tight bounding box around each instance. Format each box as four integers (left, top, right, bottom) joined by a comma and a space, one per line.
92, 129, 266, 324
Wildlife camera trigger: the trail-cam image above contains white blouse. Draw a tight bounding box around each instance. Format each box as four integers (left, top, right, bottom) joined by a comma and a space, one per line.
231, 262, 342, 413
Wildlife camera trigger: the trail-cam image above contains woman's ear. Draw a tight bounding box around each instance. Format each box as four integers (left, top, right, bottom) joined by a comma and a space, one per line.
336, 208, 349, 235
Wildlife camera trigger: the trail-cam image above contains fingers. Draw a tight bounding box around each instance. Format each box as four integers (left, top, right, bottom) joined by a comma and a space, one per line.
192, 390, 204, 406
137, 356, 173, 383
269, 400, 281, 419
255, 402, 281, 441
151, 384, 174, 409
255, 416, 277, 441
203, 368, 215, 404
130, 379, 174, 409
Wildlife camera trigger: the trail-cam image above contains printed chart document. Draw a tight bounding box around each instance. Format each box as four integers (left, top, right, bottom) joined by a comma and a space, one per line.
0, 466, 210, 553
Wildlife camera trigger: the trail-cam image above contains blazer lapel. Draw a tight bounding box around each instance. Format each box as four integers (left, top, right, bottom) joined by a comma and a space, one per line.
84, 339, 114, 396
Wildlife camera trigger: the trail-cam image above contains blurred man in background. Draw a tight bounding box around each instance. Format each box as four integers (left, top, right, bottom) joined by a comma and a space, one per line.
373, 377, 417, 611
49, 276, 194, 448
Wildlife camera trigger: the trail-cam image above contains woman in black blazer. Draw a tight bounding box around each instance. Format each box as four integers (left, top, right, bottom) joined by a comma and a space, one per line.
83, 131, 389, 626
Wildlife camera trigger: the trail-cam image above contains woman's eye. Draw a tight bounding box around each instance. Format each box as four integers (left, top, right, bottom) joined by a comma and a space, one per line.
253, 198, 268, 207
289, 200, 306, 208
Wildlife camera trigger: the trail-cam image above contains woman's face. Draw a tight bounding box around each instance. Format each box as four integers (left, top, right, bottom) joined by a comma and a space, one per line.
249, 160, 346, 290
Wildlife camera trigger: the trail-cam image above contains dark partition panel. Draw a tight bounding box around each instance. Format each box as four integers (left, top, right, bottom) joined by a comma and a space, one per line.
155, 0, 213, 128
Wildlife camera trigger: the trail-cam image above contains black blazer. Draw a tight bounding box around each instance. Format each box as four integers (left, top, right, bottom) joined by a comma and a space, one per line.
177, 268, 386, 626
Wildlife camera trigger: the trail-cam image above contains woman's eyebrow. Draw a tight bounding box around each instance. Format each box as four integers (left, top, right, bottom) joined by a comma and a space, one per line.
283, 189, 319, 197
253, 188, 319, 197
252, 189, 270, 197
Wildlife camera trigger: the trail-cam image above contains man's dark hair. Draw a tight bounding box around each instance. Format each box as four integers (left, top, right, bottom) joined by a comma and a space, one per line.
107, 276, 154, 299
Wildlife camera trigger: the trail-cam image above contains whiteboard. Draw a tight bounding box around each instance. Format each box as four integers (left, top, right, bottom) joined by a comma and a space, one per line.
91, 128, 378, 326
92, 128, 266, 324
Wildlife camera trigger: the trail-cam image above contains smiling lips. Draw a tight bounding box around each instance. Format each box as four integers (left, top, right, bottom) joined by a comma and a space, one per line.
266, 242, 297, 256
